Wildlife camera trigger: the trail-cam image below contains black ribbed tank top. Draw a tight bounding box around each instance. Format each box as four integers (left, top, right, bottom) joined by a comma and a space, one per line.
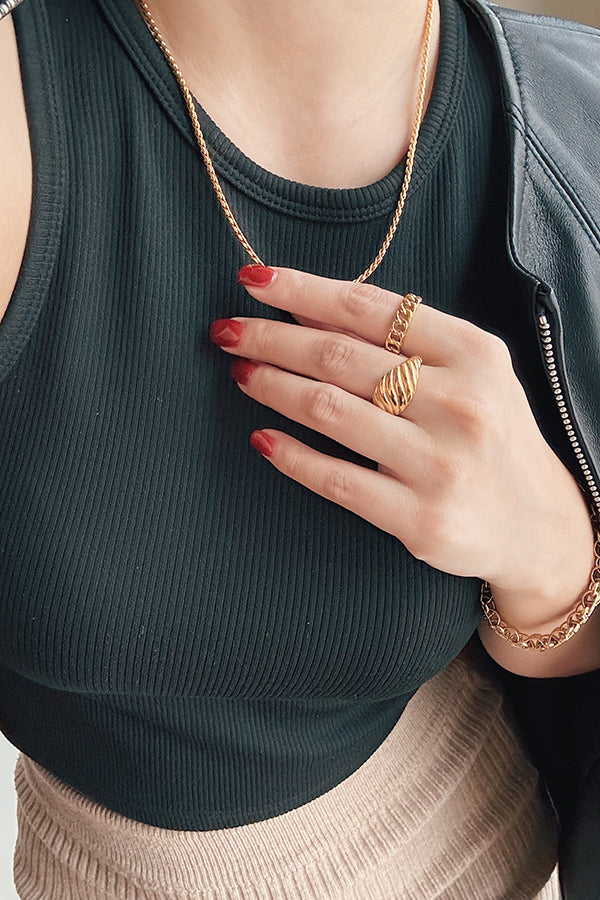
0, 0, 514, 828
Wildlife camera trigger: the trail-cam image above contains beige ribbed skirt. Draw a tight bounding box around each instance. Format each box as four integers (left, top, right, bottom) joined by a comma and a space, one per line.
13, 655, 561, 899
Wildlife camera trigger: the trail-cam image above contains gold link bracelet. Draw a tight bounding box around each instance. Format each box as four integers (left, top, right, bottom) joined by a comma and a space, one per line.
480, 527, 600, 650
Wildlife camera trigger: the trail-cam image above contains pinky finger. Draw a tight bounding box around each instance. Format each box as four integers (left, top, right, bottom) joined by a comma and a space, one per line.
249, 429, 415, 539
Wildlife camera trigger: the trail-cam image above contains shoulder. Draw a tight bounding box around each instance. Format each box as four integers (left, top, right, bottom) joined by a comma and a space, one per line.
465, 0, 599, 244
464, 0, 599, 131
464, 0, 599, 58
0, 12, 32, 328
474, 1, 599, 121
464, 0, 599, 143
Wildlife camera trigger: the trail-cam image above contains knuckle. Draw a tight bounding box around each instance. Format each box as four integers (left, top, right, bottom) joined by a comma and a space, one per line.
426, 371, 451, 410
314, 335, 356, 378
303, 384, 345, 428
453, 392, 490, 443
431, 452, 463, 495
341, 281, 383, 318
321, 466, 355, 504
253, 319, 280, 357
284, 446, 306, 482
485, 332, 512, 366
286, 268, 309, 306
459, 323, 512, 368
442, 371, 491, 445
455, 320, 487, 355
480, 334, 512, 374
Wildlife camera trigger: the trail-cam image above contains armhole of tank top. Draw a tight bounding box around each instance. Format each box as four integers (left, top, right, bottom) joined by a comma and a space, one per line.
0, 0, 67, 385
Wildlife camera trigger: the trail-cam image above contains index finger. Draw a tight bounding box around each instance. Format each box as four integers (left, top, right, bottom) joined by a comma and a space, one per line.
237, 265, 470, 366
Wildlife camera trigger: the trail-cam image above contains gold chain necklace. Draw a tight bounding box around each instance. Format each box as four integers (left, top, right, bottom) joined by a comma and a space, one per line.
138, 0, 435, 284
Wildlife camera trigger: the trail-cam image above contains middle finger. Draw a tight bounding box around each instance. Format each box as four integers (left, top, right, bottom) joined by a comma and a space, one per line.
238, 266, 462, 366
210, 317, 435, 422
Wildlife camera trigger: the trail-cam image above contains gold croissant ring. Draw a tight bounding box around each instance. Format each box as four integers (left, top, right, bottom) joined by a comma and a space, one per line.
372, 356, 423, 415
384, 294, 422, 354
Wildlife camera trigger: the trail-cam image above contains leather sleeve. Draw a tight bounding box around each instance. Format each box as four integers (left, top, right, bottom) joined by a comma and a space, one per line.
465, 3, 600, 896
499, 667, 600, 899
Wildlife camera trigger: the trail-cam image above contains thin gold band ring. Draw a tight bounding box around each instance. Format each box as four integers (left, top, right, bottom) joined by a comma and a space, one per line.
384, 294, 422, 354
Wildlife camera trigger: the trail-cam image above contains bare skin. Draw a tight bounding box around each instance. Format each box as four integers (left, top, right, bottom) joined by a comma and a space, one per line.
0, 14, 32, 326
212, 269, 599, 677
144, 0, 440, 187
1, 3, 597, 677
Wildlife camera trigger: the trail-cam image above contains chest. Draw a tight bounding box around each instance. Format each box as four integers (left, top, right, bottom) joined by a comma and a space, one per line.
0, 43, 507, 700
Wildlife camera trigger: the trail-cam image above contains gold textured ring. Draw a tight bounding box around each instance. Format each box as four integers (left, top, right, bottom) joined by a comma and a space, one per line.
384, 294, 422, 354
372, 356, 423, 415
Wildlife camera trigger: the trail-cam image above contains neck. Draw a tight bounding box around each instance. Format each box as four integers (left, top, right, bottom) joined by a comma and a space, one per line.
144, 0, 440, 187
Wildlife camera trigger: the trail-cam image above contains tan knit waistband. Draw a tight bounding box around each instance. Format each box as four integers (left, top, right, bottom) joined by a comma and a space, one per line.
14, 655, 560, 899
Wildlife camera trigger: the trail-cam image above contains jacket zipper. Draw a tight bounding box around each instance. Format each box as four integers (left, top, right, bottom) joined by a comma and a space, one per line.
538, 313, 600, 517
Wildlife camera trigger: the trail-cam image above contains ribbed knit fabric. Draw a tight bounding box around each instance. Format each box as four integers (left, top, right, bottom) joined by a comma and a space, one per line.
14, 656, 560, 899
0, 0, 550, 830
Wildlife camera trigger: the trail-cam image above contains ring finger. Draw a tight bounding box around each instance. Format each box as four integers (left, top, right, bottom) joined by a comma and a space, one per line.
211, 317, 437, 423
231, 359, 429, 478
238, 265, 456, 366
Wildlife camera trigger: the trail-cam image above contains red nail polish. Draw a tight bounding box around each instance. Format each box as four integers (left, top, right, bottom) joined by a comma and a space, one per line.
237, 265, 278, 288
250, 430, 275, 458
210, 318, 244, 347
231, 359, 258, 386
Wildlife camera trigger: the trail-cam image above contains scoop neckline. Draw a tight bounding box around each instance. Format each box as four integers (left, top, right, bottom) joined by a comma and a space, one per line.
97, 0, 468, 223
190, 0, 467, 222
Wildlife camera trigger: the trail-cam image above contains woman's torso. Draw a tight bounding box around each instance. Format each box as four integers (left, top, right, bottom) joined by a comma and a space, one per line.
0, 0, 550, 830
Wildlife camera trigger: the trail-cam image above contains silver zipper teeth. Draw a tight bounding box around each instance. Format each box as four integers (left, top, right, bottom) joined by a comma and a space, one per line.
0, 0, 25, 19
538, 314, 600, 517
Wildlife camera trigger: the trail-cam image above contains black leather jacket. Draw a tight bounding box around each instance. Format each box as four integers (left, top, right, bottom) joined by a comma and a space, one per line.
467, 3, 600, 897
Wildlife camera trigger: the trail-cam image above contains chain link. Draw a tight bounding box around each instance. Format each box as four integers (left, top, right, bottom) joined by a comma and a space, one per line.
138, 0, 435, 282
480, 529, 600, 650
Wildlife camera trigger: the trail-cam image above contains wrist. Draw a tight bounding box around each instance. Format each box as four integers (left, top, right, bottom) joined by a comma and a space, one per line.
479, 515, 600, 675
478, 605, 600, 677
488, 500, 596, 633
489, 555, 593, 634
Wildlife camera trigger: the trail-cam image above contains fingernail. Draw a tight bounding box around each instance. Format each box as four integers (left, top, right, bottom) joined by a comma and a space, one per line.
237, 265, 278, 288
250, 430, 275, 458
231, 359, 258, 386
210, 318, 244, 347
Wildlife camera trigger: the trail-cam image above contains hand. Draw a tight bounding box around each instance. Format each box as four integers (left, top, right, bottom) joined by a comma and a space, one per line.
211, 265, 595, 640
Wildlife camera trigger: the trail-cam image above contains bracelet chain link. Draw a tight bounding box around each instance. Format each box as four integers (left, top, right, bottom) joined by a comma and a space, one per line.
480, 528, 600, 651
